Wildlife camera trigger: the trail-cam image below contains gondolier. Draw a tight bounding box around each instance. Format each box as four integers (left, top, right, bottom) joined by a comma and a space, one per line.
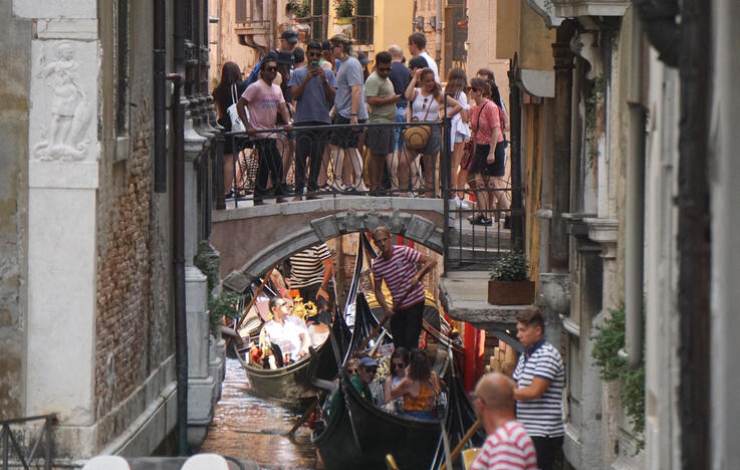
371, 225, 436, 349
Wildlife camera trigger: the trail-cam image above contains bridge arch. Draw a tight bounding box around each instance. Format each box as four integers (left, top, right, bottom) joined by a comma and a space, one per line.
210, 197, 445, 291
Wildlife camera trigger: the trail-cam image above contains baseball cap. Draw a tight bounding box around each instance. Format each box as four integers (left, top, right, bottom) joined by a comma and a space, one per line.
280, 29, 299, 44
359, 356, 379, 368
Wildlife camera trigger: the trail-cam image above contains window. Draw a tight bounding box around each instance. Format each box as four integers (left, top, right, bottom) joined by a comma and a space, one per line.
236, 0, 247, 22
306, 0, 328, 40
116, 0, 129, 137
353, 0, 373, 45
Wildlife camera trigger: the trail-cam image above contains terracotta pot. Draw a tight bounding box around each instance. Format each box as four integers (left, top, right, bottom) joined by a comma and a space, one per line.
487, 279, 535, 305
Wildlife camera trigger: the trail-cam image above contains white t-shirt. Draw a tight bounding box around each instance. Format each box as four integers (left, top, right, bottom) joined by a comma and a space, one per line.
419, 51, 440, 83
263, 316, 308, 359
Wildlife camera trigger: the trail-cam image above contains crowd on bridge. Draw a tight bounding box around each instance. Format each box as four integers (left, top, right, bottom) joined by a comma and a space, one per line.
212, 31, 512, 227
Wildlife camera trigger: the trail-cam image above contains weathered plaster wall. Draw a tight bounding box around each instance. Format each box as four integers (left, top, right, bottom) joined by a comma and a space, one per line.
209, 0, 258, 87
0, 0, 31, 420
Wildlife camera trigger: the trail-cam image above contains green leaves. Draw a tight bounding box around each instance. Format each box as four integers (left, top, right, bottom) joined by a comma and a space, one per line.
489, 251, 528, 281
591, 306, 645, 443
208, 291, 241, 334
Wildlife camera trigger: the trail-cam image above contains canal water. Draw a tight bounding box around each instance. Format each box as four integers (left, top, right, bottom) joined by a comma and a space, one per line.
199, 358, 317, 469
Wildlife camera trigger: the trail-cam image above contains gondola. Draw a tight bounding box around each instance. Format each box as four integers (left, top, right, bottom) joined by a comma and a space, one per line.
232, 244, 364, 410
313, 293, 452, 470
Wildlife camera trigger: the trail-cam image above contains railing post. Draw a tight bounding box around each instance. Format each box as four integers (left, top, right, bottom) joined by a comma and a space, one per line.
2, 424, 9, 470
508, 56, 525, 252
214, 132, 226, 210
441, 113, 452, 275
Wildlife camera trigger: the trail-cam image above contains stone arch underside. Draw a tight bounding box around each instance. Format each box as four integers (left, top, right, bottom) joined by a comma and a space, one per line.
210, 198, 446, 292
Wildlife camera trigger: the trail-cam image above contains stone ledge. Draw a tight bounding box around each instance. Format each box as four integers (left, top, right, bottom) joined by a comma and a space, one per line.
439, 272, 537, 330
212, 196, 444, 222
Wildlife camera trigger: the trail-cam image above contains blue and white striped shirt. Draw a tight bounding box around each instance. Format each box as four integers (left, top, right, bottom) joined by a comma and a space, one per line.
513, 340, 565, 437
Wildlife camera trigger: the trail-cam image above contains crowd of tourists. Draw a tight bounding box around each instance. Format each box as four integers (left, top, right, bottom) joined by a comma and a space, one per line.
212, 31, 511, 226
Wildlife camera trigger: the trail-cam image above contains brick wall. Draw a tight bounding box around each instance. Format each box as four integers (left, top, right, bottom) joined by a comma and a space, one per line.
94, 102, 154, 422
0, 2, 31, 420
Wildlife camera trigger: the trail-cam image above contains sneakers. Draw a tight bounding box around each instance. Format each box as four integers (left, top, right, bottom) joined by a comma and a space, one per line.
331, 180, 347, 192
468, 214, 493, 226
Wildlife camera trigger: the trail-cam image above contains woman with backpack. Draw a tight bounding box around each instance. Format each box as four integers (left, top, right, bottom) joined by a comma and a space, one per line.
212, 61, 247, 198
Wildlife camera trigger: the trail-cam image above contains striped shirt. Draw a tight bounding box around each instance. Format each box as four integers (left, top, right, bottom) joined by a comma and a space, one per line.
470, 420, 537, 470
371, 245, 425, 310
289, 243, 332, 288
513, 340, 565, 437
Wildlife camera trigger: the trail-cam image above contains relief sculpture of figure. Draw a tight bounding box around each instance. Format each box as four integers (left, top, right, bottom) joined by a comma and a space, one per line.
34, 42, 92, 161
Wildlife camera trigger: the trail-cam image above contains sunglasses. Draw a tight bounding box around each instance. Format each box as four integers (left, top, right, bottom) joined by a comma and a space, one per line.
308, 51, 322, 57
471, 88, 480, 92
264, 66, 278, 72
364, 367, 378, 374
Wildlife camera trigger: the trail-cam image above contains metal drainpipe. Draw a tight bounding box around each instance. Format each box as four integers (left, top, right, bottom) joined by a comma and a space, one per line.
153, 0, 167, 193
624, 103, 646, 368
168, 72, 188, 456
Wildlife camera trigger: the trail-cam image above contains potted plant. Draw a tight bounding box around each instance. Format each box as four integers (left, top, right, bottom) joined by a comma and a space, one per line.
289, 0, 310, 19
488, 251, 535, 305
334, 0, 354, 24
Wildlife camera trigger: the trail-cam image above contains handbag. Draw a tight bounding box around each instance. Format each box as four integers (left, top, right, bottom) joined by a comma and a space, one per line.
403, 92, 433, 151
461, 101, 489, 172
226, 84, 246, 133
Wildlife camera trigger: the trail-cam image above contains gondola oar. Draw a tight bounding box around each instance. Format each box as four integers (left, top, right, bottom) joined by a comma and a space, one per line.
439, 419, 482, 470
357, 279, 420, 352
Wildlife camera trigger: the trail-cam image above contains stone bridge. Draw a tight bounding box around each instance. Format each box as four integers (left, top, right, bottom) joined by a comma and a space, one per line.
210, 196, 445, 290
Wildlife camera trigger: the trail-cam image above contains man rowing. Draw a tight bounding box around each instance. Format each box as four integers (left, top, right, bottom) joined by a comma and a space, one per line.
371, 225, 436, 349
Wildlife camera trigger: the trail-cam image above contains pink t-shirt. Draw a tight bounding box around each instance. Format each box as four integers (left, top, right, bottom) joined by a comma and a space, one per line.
471, 99, 504, 145
470, 421, 538, 470
241, 79, 285, 137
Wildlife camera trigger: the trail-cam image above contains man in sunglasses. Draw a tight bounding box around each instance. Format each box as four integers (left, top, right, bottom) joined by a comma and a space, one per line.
262, 296, 310, 364
288, 41, 337, 199
237, 54, 292, 205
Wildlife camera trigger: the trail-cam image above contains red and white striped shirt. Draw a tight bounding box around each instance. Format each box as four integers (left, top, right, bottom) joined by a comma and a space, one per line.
371, 245, 425, 310
470, 420, 538, 470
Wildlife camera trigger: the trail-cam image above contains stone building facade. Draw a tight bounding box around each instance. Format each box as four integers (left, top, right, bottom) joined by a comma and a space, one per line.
495, 0, 740, 469
0, 0, 223, 463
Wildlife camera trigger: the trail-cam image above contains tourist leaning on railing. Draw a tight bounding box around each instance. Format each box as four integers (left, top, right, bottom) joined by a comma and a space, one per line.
404, 67, 461, 197
236, 54, 292, 205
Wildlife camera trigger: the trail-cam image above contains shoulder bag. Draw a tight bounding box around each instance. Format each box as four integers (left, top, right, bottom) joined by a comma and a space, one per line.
226, 84, 246, 133
461, 101, 488, 171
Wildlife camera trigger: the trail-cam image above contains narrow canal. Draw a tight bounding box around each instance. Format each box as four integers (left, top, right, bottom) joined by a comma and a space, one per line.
199, 358, 317, 469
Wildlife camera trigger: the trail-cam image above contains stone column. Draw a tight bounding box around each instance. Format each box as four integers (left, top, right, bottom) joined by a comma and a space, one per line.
17, 0, 101, 455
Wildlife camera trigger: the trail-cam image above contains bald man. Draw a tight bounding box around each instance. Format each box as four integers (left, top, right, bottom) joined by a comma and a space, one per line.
470, 373, 537, 470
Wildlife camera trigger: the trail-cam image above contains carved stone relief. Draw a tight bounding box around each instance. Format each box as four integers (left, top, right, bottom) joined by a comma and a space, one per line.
30, 40, 97, 163
32, 41, 93, 161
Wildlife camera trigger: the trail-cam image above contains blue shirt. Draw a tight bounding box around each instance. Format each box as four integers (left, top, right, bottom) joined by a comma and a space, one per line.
288, 66, 337, 124
334, 56, 368, 120
389, 61, 411, 108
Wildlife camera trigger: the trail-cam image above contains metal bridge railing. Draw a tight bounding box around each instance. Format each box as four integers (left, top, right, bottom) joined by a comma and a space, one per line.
213, 118, 523, 271
1, 414, 56, 470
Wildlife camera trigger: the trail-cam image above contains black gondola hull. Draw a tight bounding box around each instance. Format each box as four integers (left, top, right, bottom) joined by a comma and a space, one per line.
314, 377, 441, 470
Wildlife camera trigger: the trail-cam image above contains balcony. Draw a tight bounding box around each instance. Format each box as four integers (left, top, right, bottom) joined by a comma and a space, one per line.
234, 19, 272, 37
550, 0, 630, 17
